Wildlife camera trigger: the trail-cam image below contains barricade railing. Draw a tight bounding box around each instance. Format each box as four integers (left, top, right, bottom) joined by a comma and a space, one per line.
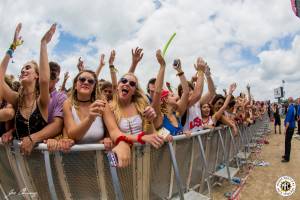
0, 116, 269, 200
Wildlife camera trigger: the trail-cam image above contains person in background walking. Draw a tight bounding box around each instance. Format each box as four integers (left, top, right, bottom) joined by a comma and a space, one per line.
282, 97, 296, 163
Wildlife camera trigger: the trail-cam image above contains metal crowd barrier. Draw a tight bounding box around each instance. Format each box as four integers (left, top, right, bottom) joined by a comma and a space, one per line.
0, 116, 269, 200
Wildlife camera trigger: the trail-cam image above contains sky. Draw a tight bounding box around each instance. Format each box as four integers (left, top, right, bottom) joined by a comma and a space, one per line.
0, 0, 299, 101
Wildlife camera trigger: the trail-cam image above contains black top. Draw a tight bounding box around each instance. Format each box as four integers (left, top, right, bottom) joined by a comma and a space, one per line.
274, 107, 280, 119
14, 101, 47, 139
0, 101, 7, 136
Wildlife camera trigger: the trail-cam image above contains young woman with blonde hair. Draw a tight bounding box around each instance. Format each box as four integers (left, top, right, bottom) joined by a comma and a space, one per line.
0, 23, 55, 154
108, 50, 165, 148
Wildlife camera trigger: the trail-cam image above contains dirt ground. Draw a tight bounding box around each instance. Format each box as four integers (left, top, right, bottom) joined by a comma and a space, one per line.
211, 122, 300, 200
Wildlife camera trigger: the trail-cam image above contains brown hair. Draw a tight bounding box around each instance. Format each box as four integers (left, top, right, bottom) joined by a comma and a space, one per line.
70, 70, 100, 109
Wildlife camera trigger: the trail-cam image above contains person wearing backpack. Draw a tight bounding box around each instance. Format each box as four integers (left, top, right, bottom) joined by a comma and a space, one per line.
282, 97, 296, 162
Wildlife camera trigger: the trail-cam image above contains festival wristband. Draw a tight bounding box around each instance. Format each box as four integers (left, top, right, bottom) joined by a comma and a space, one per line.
6, 49, 14, 58
137, 132, 145, 144
176, 71, 184, 76
115, 135, 133, 147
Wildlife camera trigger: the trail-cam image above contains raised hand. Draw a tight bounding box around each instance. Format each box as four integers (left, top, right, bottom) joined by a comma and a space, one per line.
131, 47, 144, 65
77, 57, 84, 71
99, 54, 105, 67
13, 23, 23, 47
246, 84, 250, 91
41, 23, 56, 44
64, 72, 69, 81
173, 59, 182, 71
156, 49, 165, 66
228, 83, 237, 95
194, 57, 206, 72
109, 50, 116, 66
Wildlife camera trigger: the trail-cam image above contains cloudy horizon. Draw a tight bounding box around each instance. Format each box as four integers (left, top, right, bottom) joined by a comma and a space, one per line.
0, 0, 299, 101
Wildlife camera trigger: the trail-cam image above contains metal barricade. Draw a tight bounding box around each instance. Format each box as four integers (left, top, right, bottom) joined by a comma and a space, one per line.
0, 116, 269, 200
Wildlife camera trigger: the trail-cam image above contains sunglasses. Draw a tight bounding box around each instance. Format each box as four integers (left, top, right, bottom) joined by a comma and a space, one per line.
78, 76, 96, 85
119, 77, 136, 87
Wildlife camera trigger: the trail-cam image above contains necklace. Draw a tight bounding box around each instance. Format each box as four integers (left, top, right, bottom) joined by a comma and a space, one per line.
14, 95, 36, 140
77, 99, 91, 103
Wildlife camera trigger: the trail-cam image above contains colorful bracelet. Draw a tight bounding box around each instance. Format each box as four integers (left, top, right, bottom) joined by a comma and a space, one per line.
137, 131, 145, 144
176, 71, 184, 76
115, 135, 133, 147
6, 49, 14, 58
109, 65, 118, 73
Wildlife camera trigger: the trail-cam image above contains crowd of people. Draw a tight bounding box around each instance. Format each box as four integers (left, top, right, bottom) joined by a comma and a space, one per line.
0, 23, 269, 167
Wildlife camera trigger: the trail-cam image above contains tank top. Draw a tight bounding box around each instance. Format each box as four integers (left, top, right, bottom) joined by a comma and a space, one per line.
71, 106, 104, 144
118, 115, 143, 135
202, 116, 214, 127
0, 101, 7, 136
163, 114, 183, 136
14, 101, 47, 139
183, 102, 203, 132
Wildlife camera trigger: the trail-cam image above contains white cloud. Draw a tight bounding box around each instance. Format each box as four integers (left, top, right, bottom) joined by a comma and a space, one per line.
0, 0, 300, 100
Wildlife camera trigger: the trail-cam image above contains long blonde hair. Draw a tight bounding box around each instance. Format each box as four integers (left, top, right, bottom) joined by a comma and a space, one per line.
70, 70, 101, 109
17, 60, 39, 108
111, 73, 149, 125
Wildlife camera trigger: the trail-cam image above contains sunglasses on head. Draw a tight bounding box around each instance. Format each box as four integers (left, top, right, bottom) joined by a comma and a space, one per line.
78, 76, 96, 85
119, 77, 136, 87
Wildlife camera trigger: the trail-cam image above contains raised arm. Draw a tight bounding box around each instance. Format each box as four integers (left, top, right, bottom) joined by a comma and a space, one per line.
246, 84, 251, 102
0, 23, 22, 105
77, 57, 84, 72
200, 62, 216, 105
152, 50, 166, 128
128, 47, 143, 73
108, 50, 118, 92
173, 59, 189, 116
95, 54, 105, 78
60, 72, 69, 92
39, 24, 56, 109
212, 83, 237, 122
187, 57, 205, 107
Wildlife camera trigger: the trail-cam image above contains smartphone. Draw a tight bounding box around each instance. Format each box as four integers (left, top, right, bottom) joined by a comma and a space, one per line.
107, 151, 118, 167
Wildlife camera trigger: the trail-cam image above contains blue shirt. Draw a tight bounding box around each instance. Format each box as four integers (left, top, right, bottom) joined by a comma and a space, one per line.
163, 114, 183, 136
298, 104, 300, 118
284, 104, 296, 129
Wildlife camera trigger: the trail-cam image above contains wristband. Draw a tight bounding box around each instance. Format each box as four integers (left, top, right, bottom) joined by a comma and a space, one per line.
6, 49, 14, 58
109, 65, 118, 73
137, 131, 146, 144
176, 71, 184, 76
115, 135, 133, 147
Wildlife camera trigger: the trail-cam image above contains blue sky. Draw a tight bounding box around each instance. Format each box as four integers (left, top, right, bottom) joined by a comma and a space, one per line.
0, 0, 300, 100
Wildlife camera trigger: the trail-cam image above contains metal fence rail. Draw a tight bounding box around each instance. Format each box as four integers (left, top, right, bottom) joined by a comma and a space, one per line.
0, 115, 269, 200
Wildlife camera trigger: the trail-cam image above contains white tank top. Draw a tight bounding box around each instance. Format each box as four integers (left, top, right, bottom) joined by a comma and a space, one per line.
119, 115, 143, 135
183, 102, 203, 132
202, 116, 214, 126
71, 106, 105, 144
